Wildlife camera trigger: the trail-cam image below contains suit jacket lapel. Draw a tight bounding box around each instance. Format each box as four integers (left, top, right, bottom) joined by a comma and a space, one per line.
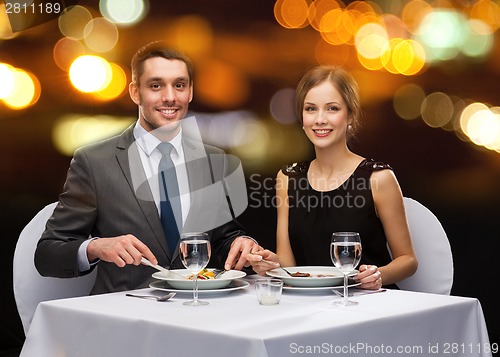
115, 125, 170, 260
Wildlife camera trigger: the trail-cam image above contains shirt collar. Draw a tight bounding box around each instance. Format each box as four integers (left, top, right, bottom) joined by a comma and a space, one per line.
133, 120, 183, 157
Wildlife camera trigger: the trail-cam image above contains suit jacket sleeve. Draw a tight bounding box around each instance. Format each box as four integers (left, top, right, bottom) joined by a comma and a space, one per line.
34, 147, 98, 278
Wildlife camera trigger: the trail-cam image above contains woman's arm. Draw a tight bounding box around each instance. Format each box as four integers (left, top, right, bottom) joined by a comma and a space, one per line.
275, 170, 296, 267
357, 169, 418, 289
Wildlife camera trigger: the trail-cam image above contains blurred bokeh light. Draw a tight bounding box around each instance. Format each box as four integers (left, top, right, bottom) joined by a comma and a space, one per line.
69, 55, 112, 93
52, 115, 134, 156
99, 0, 148, 26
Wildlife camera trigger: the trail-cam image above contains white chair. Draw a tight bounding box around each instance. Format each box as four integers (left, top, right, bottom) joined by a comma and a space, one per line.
395, 197, 454, 295
13, 202, 97, 335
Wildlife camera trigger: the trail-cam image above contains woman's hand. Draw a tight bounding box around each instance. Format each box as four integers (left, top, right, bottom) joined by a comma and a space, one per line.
246, 250, 280, 276
355, 264, 383, 290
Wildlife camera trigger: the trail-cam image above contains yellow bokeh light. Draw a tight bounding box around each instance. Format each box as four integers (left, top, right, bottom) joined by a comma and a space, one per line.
383, 38, 404, 74
83, 17, 119, 53
356, 33, 389, 63
391, 40, 415, 74
466, 109, 500, 147
400, 40, 426, 76
355, 22, 388, 58
279, 0, 310, 29
460, 102, 489, 134
308, 0, 342, 31
0, 63, 15, 99
469, 0, 500, 32
393, 84, 426, 120
319, 9, 346, 45
100, 0, 148, 26
421, 92, 454, 128
231, 119, 270, 161
52, 115, 134, 156
93, 63, 127, 101
53, 37, 86, 72
58, 5, 93, 40
357, 52, 385, 71
69, 55, 112, 93
401, 0, 432, 34
2, 68, 40, 109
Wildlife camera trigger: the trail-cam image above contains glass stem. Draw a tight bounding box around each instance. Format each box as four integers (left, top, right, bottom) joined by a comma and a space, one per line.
343, 273, 348, 305
193, 275, 199, 303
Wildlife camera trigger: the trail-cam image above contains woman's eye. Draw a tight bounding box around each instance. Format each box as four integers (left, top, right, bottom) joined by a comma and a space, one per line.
304, 106, 316, 112
328, 106, 339, 111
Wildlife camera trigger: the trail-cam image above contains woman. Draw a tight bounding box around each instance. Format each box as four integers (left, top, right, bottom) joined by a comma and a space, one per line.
248, 66, 417, 290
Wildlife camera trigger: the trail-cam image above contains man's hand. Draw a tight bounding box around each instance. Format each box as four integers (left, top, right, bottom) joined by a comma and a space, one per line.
224, 236, 260, 271
87, 234, 157, 268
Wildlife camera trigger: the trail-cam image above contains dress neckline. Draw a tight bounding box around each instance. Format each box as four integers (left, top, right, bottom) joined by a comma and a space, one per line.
306, 158, 367, 193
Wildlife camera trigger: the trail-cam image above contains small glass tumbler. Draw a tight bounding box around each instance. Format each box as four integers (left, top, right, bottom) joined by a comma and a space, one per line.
255, 279, 283, 305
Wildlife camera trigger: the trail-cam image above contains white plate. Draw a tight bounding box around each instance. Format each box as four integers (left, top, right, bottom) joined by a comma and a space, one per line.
152, 269, 246, 290
149, 278, 250, 294
266, 266, 357, 287
283, 281, 361, 291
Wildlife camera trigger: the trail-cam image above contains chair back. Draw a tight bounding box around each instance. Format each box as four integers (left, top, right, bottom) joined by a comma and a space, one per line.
13, 202, 97, 334
396, 197, 454, 294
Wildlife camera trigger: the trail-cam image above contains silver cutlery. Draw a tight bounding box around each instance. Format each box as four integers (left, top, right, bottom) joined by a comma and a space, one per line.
212, 269, 228, 279
141, 257, 185, 279
126, 292, 176, 301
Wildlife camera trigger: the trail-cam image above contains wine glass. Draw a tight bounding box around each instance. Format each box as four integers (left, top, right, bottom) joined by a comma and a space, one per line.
330, 232, 362, 306
179, 232, 211, 306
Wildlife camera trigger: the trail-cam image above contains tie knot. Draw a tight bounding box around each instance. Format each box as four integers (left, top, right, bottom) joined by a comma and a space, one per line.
157, 142, 174, 157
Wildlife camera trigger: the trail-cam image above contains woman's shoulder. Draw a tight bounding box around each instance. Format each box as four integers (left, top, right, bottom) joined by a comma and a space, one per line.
281, 161, 311, 177
358, 158, 393, 172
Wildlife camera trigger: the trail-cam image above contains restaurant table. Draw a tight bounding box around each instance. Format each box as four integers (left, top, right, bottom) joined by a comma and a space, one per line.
21, 276, 493, 357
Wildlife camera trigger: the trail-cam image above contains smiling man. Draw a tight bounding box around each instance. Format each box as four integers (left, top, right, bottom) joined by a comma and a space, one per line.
34, 41, 259, 294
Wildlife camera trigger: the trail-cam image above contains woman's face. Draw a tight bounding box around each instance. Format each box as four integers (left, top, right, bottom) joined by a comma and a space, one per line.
302, 80, 350, 149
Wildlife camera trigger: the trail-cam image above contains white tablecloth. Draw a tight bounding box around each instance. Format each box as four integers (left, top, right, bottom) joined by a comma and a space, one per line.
21, 277, 492, 357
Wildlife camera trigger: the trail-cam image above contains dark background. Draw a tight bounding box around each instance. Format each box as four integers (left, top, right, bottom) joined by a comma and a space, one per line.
1, 1, 499, 356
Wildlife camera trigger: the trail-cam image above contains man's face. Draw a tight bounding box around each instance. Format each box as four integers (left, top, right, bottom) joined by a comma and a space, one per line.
129, 57, 193, 140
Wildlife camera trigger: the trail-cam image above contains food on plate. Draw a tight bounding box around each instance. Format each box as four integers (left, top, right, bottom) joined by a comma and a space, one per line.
186, 268, 215, 280
289, 272, 338, 278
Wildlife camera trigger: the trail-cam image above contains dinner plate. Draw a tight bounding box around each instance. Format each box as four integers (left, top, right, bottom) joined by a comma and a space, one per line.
152, 269, 246, 290
149, 278, 250, 294
283, 281, 361, 291
266, 266, 358, 287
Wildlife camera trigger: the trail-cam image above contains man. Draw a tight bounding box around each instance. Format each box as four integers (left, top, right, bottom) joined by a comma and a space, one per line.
34, 41, 259, 294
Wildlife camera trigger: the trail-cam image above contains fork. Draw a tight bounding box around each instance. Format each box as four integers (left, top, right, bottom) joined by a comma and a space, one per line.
126, 292, 176, 301
212, 269, 228, 279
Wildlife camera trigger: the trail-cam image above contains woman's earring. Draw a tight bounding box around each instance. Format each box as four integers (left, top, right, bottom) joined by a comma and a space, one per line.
348, 124, 353, 130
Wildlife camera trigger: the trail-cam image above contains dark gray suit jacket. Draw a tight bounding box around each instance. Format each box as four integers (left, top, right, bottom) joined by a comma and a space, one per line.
35, 124, 246, 294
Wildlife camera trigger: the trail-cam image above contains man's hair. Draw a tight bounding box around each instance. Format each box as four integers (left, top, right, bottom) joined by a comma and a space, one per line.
130, 41, 194, 85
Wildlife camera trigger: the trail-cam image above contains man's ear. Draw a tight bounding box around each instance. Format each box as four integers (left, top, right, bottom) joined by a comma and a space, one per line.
129, 82, 140, 105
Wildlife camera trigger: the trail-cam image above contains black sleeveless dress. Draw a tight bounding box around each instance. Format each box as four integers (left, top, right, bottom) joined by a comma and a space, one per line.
283, 158, 394, 271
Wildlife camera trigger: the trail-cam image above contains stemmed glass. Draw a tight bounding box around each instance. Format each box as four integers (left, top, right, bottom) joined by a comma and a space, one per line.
330, 232, 362, 306
179, 232, 211, 306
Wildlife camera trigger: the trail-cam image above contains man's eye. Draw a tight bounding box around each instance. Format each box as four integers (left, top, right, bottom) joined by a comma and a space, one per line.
150, 83, 161, 89
175, 83, 186, 89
